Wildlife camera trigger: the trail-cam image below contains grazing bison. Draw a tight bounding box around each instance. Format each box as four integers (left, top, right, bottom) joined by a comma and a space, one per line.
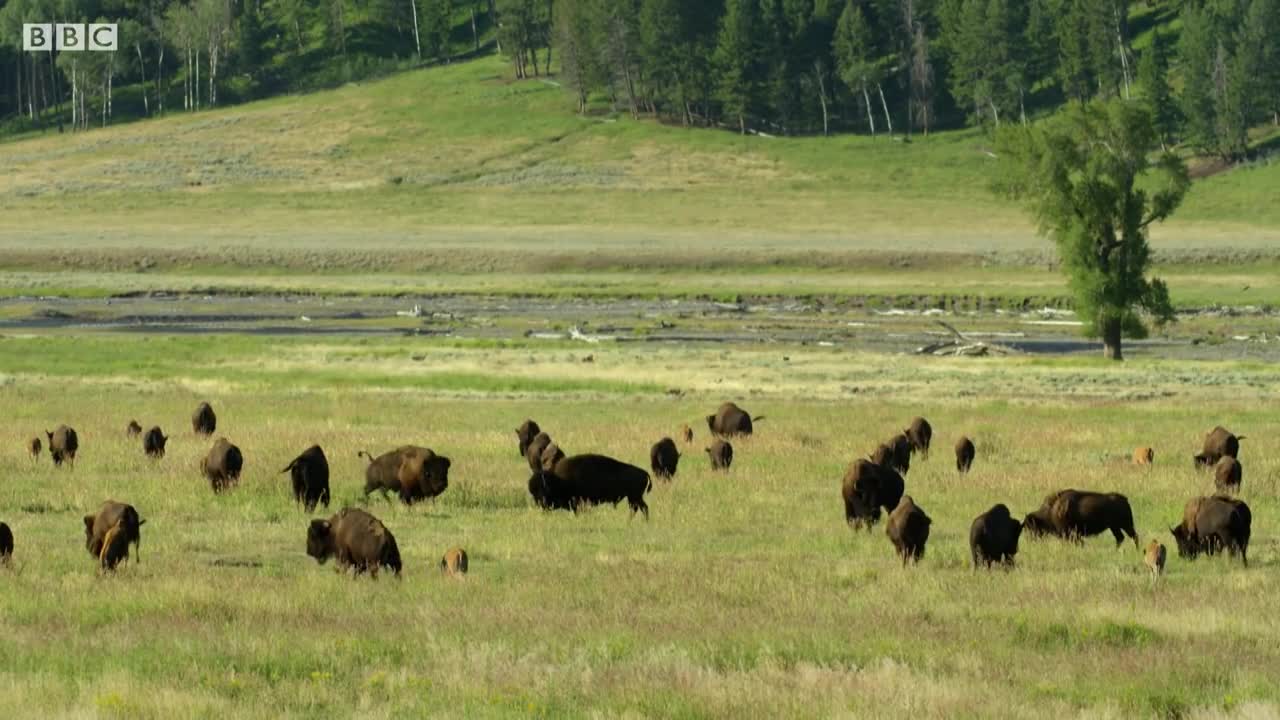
307, 508, 402, 577
0, 522, 12, 564
126, 420, 142, 438
1194, 426, 1243, 468
1214, 456, 1242, 493
841, 459, 906, 530
25, 436, 41, 460
955, 436, 976, 473
46, 425, 79, 467
525, 432, 553, 472
282, 445, 331, 512
1144, 540, 1167, 580
886, 496, 931, 565
359, 446, 450, 504
650, 437, 680, 480
440, 547, 468, 576
1133, 447, 1154, 466
969, 503, 1022, 568
143, 426, 167, 459
905, 417, 933, 457
706, 440, 733, 470
680, 424, 694, 444
83, 501, 145, 569
885, 433, 912, 475
705, 402, 762, 437
1171, 495, 1251, 566
1024, 490, 1138, 549
539, 442, 566, 472
192, 402, 217, 436
515, 419, 542, 458
202, 438, 244, 493
528, 454, 652, 518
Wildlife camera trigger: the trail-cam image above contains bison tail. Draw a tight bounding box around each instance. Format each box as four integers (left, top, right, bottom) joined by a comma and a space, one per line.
357, 450, 372, 463
646, 473, 653, 493
1237, 435, 1247, 441
751, 415, 767, 423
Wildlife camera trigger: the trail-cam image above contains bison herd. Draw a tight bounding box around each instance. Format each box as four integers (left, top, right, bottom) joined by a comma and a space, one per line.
2, 402, 1257, 580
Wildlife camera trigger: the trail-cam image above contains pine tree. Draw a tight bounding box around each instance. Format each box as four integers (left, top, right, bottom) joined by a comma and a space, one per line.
1177, 4, 1219, 156
833, 0, 878, 134
1137, 28, 1178, 149
714, 0, 763, 134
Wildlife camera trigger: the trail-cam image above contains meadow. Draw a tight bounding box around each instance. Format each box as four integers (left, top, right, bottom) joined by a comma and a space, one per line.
2, 333, 1279, 718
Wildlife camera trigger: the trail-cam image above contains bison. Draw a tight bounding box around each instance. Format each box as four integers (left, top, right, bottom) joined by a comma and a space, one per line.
528, 454, 652, 518
307, 508, 402, 577
0, 522, 12, 564
202, 437, 244, 493
706, 439, 733, 470
25, 436, 41, 461
192, 402, 217, 435
1133, 447, 1154, 466
515, 419, 542, 458
143, 426, 167, 459
539, 442, 565, 472
1194, 426, 1243, 469
1170, 495, 1250, 566
1144, 540, 1166, 580
969, 503, 1022, 568
282, 445, 331, 512
680, 424, 694, 444
886, 496, 931, 565
440, 547, 468, 576
83, 501, 144, 570
905, 417, 933, 458
1023, 490, 1138, 549
126, 420, 142, 438
705, 402, 762, 437
841, 459, 905, 530
46, 425, 78, 467
955, 436, 976, 473
650, 437, 680, 480
869, 444, 894, 468
360, 446, 450, 504
1214, 456, 1242, 493
885, 433, 911, 475
525, 432, 553, 472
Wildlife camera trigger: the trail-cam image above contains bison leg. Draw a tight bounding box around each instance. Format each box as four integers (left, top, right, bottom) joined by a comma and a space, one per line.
629, 496, 649, 520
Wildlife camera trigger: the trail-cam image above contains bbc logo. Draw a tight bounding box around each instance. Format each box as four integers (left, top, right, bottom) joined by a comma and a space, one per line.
23, 23, 118, 52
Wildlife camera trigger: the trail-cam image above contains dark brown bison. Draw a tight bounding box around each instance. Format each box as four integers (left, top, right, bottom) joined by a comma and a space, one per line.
886, 433, 912, 474
202, 438, 244, 493
706, 439, 733, 470
525, 432, 553, 471
25, 437, 41, 460
886, 496, 931, 565
440, 547, 468, 576
841, 459, 906, 530
282, 445, 331, 512
126, 420, 142, 438
1194, 426, 1243, 468
528, 454, 652, 518
705, 402, 763, 437
680, 424, 694, 444
970, 504, 1022, 568
515, 419, 542, 458
1214, 456, 1242, 493
1023, 490, 1138, 548
1133, 447, 1154, 465
0, 522, 12, 564
869, 444, 893, 468
955, 436, 976, 473
650, 437, 680, 480
192, 402, 217, 436
905, 417, 933, 457
83, 501, 144, 570
539, 442, 566, 472
143, 426, 167, 459
46, 425, 78, 467
359, 446, 450, 504
1170, 495, 1251, 566
307, 508, 402, 577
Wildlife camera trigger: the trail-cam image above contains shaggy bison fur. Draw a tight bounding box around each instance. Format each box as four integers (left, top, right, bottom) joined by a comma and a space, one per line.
1214, 456, 1242, 493
525, 432, 553, 472
955, 436, 976, 473
192, 402, 217, 436
515, 419, 542, 458
528, 454, 652, 518
706, 439, 733, 470
143, 426, 167, 459
705, 402, 762, 437
841, 459, 906, 530
905, 417, 933, 457
540, 442, 566, 472
203, 438, 244, 493
1194, 426, 1243, 468
1171, 495, 1251, 566
969, 504, 1022, 568
282, 445, 331, 512
46, 425, 78, 467
650, 437, 680, 480
1023, 489, 1138, 549
307, 508, 402, 577
359, 446, 450, 504
887, 496, 931, 565
83, 501, 145, 570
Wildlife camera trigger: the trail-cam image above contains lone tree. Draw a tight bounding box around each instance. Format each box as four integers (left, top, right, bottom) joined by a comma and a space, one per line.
995, 100, 1190, 360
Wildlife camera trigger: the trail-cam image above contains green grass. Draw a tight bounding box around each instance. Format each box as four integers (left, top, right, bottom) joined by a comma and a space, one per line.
2, 334, 1280, 717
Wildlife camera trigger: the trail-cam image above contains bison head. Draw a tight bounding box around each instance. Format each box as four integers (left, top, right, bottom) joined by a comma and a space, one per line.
83, 515, 96, 550
1170, 524, 1200, 559
306, 520, 335, 564
705, 414, 716, 432
1022, 510, 1057, 538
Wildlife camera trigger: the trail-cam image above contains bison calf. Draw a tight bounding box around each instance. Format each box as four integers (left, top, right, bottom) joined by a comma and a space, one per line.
126, 420, 142, 438
1214, 456, 1242, 493
955, 436, 976, 473
282, 445, 331, 512
46, 425, 79, 467
528, 454, 652, 518
970, 503, 1022, 568
203, 438, 244, 493
440, 547, 468, 576
706, 440, 733, 471
680, 424, 694, 444
307, 508, 401, 578
1144, 540, 1166, 580
25, 437, 41, 461
1170, 495, 1250, 566
650, 437, 680, 480
887, 496, 931, 565
83, 501, 145, 570
143, 426, 168, 459
1132, 447, 1154, 466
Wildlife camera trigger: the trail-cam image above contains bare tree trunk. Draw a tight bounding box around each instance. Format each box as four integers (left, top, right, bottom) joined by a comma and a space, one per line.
410, 0, 421, 59
989, 99, 1000, 127
1102, 318, 1123, 360
15, 54, 22, 125
135, 43, 149, 116
156, 46, 165, 114
861, 85, 876, 135
70, 61, 77, 131
877, 83, 893, 136
816, 66, 829, 137
471, 6, 479, 52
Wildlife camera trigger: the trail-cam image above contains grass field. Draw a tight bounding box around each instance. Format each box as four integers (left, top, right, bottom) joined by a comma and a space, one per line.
2, 334, 1279, 717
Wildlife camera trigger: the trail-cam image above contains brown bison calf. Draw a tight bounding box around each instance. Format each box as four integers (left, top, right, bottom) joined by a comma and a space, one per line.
440, 547, 468, 576
887, 496, 931, 565
83, 501, 145, 570
203, 438, 244, 493
1171, 495, 1250, 566
282, 445, 331, 512
1194, 426, 1243, 469
1132, 447, 1154, 466
143, 426, 168, 459
706, 402, 762, 437
970, 503, 1022, 568
528, 454, 652, 518
841, 459, 906, 530
1214, 457, 1242, 493
515, 419, 542, 458
307, 508, 402, 577
680, 424, 694, 444
126, 420, 142, 438
650, 437, 680, 480
955, 436, 976, 473
192, 402, 217, 436
46, 425, 79, 467
26, 436, 41, 460
706, 440, 733, 470
0, 522, 12, 564
1144, 540, 1166, 580
905, 416, 933, 458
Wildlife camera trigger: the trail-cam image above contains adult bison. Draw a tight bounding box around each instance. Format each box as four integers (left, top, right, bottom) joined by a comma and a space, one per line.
282, 445, 331, 512
705, 402, 763, 438
528, 454, 652, 518
650, 437, 680, 480
1214, 457, 1242, 493
359, 446, 450, 505
126, 420, 142, 438
1023, 489, 1138, 549
46, 425, 79, 467
886, 496, 931, 565
955, 436, 976, 473
192, 402, 217, 435
525, 432, 553, 472
970, 504, 1022, 568
1194, 426, 1243, 468
841, 459, 905, 530
83, 501, 145, 570
869, 444, 893, 468
0, 522, 12, 564
1170, 495, 1251, 566
885, 433, 912, 475
143, 426, 168, 459
203, 438, 244, 493
307, 508, 402, 578
904, 417, 933, 458
706, 439, 733, 470
515, 419, 542, 458
25, 437, 41, 461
